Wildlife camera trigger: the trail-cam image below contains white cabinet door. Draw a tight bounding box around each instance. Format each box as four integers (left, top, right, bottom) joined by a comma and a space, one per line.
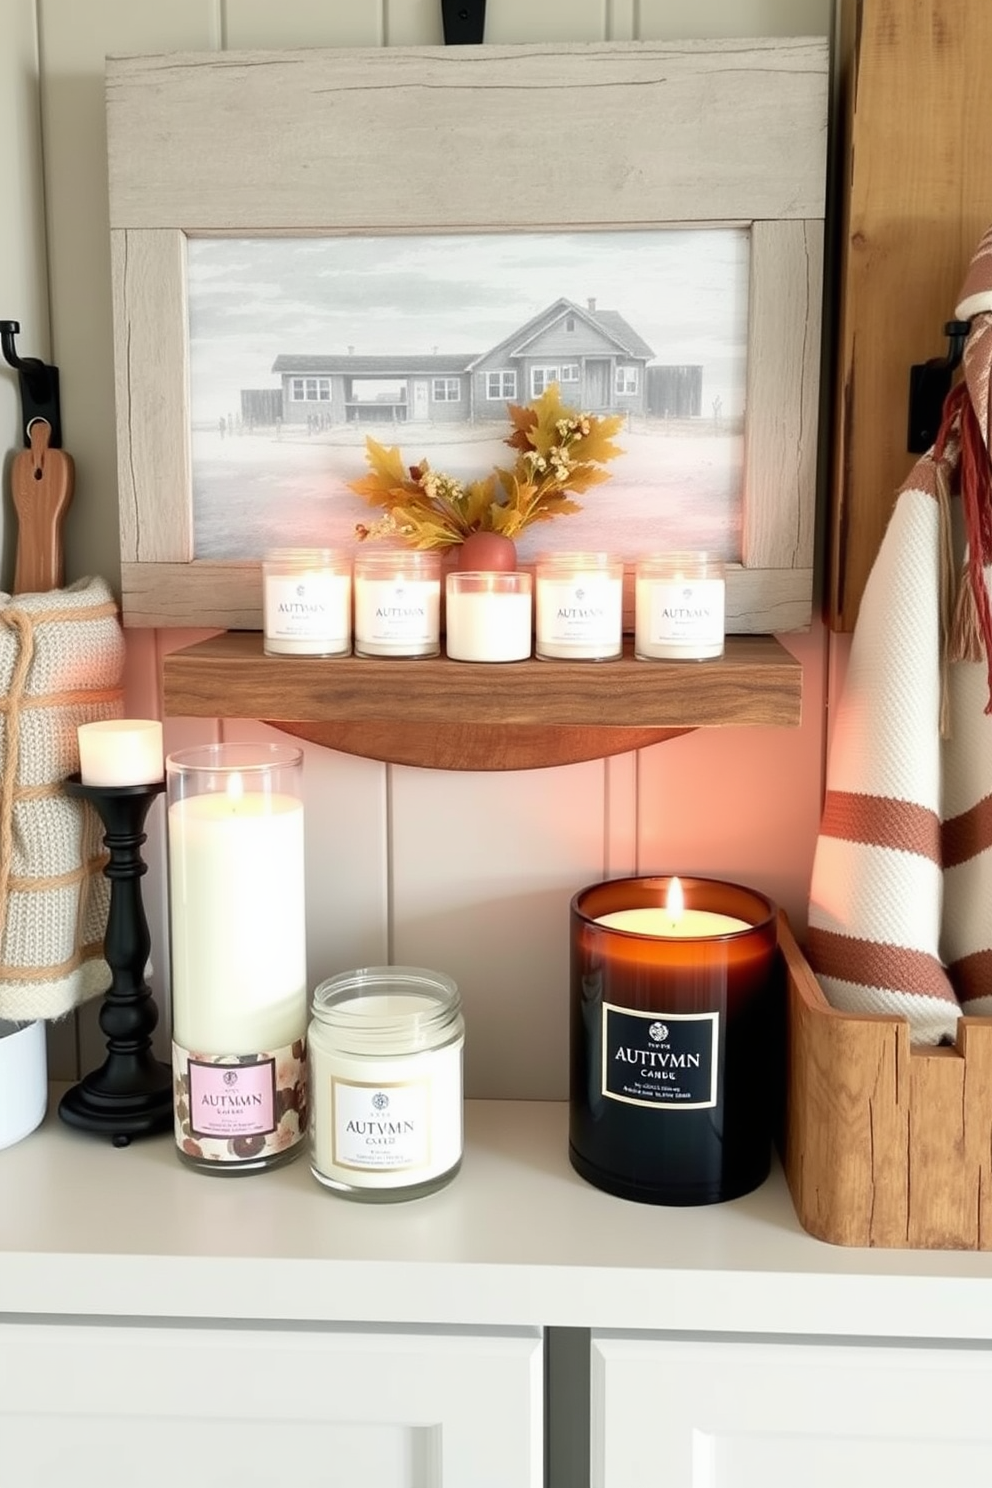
592, 1333, 992, 1488
0, 1322, 542, 1488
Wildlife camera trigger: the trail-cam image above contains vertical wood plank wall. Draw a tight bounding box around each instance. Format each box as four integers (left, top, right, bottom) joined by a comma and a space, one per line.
1, 0, 833, 1092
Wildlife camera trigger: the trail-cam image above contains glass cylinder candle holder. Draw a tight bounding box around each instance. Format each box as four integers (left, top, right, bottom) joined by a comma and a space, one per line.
166, 743, 308, 1174
634, 551, 725, 660
353, 548, 441, 658
445, 571, 533, 662
535, 552, 623, 661
308, 966, 464, 1202
569, 874, 778, 1206
263, 547, 352, 657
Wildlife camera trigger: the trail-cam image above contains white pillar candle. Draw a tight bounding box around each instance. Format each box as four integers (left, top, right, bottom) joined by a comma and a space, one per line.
445, 571, 533, 662
353, 549, 441, 657
168, 781, 306, 1052
635, 551, 725, 660
535, 552, 623, 660
77, 719, 163, 786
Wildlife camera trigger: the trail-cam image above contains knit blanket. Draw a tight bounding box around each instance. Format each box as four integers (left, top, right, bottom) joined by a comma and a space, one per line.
807, 227, 992, 1046
0, 577, 124, 1021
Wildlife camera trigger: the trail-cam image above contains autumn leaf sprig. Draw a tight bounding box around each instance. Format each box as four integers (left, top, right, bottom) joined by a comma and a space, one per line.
349, 383, 624, 551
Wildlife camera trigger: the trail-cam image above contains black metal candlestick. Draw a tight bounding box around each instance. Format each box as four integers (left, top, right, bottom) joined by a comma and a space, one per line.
60, 774, 172, 1144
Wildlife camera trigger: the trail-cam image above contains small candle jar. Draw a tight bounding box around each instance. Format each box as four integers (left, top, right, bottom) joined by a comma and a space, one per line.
263, 548, 352, 657
535, 552, 623, 661
569, 874, 778, 1207
308, 966, 464, 1201
167, 743, 308, 1174
445, 571, 533, 662
353, 549, 441, 658
634, 551, 725, 660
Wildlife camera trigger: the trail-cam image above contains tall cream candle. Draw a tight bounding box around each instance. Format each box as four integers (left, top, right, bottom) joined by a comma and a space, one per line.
167, 743, 308, 1174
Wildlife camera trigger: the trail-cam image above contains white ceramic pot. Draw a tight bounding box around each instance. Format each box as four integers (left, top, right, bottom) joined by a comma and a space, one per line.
0, 1019, 47, 1148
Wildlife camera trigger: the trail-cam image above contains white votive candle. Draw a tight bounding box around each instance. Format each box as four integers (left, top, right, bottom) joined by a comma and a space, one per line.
77, 719, 164, 786
445, 571, 533, 662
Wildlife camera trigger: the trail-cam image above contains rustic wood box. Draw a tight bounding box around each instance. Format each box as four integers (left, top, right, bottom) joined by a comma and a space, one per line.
779, 916, 992, 1250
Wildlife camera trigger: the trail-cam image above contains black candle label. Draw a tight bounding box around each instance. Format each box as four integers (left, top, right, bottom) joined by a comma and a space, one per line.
601, 1005, 719, 1110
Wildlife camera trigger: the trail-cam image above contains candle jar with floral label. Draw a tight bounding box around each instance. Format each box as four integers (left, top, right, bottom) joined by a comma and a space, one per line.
167, 743, 308, 1173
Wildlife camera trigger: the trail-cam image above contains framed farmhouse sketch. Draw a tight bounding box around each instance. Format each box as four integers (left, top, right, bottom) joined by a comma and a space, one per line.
106, 39, 827, 630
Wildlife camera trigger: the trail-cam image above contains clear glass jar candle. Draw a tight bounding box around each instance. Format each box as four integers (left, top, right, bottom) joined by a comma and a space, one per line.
634, 551, 725, 660
353, 549, 441, 658
263, 547, 351, 657
167, 743, 308, 1174
308, 966, 464, 1201
445, 571, 532, 662
535, 552, 623, 660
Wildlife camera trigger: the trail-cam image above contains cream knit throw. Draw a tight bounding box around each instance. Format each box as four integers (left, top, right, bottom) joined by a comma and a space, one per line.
807, 226, 992, 1046
0, 577, 124, 1021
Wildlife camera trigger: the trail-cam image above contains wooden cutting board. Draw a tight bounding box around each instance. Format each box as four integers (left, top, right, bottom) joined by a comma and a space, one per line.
10, 419, 73, 595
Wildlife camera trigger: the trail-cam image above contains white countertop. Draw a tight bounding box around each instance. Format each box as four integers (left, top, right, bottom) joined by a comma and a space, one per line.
2, 1097, 992, 1340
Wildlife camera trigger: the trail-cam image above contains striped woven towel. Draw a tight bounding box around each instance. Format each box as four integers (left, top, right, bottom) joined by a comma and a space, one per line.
807, 226, 992, 1046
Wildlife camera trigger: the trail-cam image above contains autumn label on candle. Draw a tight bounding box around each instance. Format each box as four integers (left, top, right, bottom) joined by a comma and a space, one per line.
602, 1006, 719, 1109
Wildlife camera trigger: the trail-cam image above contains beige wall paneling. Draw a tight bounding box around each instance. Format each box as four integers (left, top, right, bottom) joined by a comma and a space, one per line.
605, 0, 635, 41
383, 0, 443, 46
38, 0, 221, 593
222, 0, 384, 47
636, 625, 828, 936
483, 0, 608, 43
389, 759, 609, 1099
604, 752, 638, 881
0, 0, 50, 589
637, 0, 833, 37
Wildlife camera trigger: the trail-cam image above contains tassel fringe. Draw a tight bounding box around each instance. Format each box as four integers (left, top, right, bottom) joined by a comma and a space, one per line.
934, 380, 992, 714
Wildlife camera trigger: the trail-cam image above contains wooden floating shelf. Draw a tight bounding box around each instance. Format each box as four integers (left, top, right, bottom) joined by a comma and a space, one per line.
162, 631, 802, 770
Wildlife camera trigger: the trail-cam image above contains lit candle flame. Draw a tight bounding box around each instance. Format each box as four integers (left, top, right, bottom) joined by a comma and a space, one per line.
665, 876, 685, 923
226, 771, 244, 808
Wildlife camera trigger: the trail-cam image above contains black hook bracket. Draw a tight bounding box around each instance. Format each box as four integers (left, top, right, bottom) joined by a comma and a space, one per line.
441, 0, 486, 44
0, 320, 63, 449
907, 318, 971, 454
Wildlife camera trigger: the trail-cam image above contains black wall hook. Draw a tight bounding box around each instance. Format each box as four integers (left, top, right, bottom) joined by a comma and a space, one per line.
907, 318, 971, 454
441, 0, 486, 44
0, 320, 63, 449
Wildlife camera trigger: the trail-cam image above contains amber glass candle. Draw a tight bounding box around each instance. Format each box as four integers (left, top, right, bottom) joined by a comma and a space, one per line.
569, 875, 778, 1206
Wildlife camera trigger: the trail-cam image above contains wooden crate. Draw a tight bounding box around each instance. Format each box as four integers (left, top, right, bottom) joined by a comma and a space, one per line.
779, 916, 992, 1250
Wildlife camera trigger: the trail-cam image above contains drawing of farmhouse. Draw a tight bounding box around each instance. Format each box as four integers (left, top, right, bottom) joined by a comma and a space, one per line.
267, 297, 703, 429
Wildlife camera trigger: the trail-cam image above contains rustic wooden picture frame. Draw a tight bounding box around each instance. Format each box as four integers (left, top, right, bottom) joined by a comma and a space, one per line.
106, 39, 827, 631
